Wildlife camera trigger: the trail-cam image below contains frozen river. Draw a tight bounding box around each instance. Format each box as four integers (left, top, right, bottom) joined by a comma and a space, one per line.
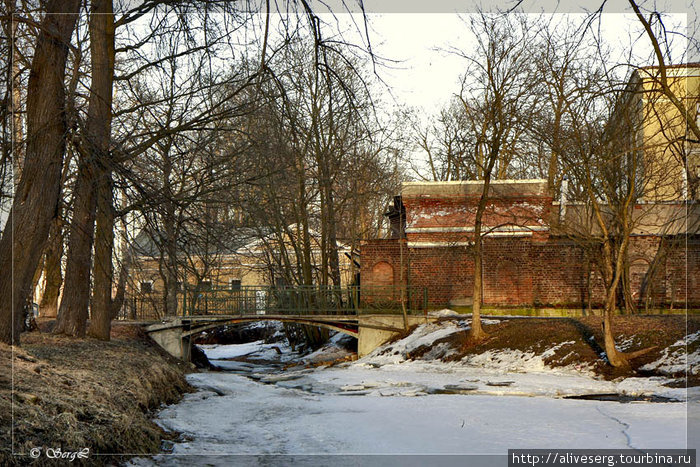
132, 326, 698, 466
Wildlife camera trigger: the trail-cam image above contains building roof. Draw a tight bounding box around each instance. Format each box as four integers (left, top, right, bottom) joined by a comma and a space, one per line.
401, 179, 550, 198
132, 227, 263, 258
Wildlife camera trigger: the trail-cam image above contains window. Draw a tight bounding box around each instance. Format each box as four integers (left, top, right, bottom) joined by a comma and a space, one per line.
140, 281, 153, 294
229, 279, 242, 291
199, 280, 212, 291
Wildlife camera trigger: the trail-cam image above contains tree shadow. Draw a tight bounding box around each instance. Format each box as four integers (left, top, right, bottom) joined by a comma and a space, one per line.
566, 317, 605, 357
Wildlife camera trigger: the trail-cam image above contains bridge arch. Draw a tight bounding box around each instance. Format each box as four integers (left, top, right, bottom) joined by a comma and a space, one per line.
180, 317, 359, 339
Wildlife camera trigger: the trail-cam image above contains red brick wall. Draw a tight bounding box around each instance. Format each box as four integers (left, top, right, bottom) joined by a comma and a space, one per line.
665, 237, 700, 307
361, 236, 700, 308
482, 238, 533, 305
408, 246, 474, 306
361, 240, 404, 287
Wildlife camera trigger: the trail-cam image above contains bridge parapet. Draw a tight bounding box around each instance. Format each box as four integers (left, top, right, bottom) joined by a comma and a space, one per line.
123, 285, 428, 322
182, 285, 427, 317
140, 285, 430, 360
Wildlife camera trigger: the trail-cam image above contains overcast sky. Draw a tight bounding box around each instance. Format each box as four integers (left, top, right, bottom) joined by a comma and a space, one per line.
358, 11, 689, 115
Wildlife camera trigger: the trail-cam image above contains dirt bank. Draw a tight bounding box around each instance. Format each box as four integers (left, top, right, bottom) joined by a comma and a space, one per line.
0, 322, 192, 466
429, 314, 699, 382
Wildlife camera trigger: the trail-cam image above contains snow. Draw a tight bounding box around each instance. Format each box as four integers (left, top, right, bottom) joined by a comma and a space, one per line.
199, 341, 269, 360
427, 308, 461, 317
362, 321, 466, 364
641, 331, 700, 376
136, 371, 691, 463
130, 321, 698, 463
200, 340, 299, 365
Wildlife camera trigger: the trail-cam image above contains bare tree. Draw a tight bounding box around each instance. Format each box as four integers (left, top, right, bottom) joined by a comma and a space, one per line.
452, 13, 541, 341
0, 0, 80, 345
409, 102, 473, 182
56, 0, 115, 338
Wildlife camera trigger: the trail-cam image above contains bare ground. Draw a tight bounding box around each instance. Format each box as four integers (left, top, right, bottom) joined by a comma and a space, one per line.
0, 322, 192, 466
433, 314, 700, 382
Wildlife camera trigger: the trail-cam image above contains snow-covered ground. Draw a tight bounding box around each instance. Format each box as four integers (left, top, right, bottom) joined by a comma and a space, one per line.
132, 321, 698, 465
641, 331, 700, 376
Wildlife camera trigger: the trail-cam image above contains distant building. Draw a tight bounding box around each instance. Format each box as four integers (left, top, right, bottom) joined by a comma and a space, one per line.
361, 180, 699, 310
125, 226, 354, 318
622, 63, 700, 200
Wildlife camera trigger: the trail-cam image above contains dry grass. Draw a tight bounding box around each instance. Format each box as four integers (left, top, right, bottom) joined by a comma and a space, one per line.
0, 322, 192, 466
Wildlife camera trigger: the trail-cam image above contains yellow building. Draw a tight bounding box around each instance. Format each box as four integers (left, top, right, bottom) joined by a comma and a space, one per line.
125, 226, 355, 319
626, 63, 700, 200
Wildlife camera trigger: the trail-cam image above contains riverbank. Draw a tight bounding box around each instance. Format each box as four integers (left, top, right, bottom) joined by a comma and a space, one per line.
439, 314, 700, 382
0, 323, 192, 466
3, 314, 698, 464
132, 316, 699, 464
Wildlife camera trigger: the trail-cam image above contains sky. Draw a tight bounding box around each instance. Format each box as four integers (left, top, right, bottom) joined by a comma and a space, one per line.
296, 8, 689, 179
353, 11, 689, 115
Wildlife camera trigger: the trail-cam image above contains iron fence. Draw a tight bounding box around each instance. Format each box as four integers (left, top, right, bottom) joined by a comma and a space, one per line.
118, 286, 428, 320
119, 285, 428, 320
117, 296, 167, 321
183, 285, 428, 316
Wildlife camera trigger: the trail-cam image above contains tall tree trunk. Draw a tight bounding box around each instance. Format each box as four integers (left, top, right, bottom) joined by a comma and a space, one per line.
7, 0, 23, 184
110, 252, 128, 319
55, 162, 97, 336
326, 185, 342, 288
88, 173, 114, 339
162, 213, 180, 317
470, 150, 499, 342
546, 95, 564, 195
621, 254, 637, 314
320, 189, 328, 286
470, 218, 486, 340
296, 153, 313, 286
601, 240, 630, 368
39, 216, 63, 318
58, 0, 115, 338
0, 0, 80, 345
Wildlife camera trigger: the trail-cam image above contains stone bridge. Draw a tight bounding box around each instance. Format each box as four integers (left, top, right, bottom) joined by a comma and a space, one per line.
144, 312, 433, 360
140, 285, 432, 360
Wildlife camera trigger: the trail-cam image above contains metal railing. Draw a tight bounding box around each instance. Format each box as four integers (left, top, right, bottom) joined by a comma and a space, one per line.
118, 297, 167, 321
119, 285, 428, 320
183, 285, 428, 317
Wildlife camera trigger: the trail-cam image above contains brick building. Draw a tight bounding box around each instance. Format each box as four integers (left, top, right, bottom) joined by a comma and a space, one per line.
360, 180, 700, 310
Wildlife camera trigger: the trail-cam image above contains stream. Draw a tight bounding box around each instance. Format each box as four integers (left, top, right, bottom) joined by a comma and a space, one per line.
129, 334, 696, 466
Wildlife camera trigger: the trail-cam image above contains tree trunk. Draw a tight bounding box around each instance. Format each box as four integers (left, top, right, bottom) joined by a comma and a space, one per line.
296, 154, 313, 286
55, 162, 97, 337
600, 240, 630, 368
621, 255, 637, 314
39, 216, 63, 318
59, 0, 115, 338
110, 256, 128, 319
0, 0, 80, 345
326, 186, 342, 288
8, 1, 23, 184
88, 174, 114, 340
162, 220, 180, 317
602, 293, 629, 368
469, 153, 498, 342
470, 224, 486, 340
